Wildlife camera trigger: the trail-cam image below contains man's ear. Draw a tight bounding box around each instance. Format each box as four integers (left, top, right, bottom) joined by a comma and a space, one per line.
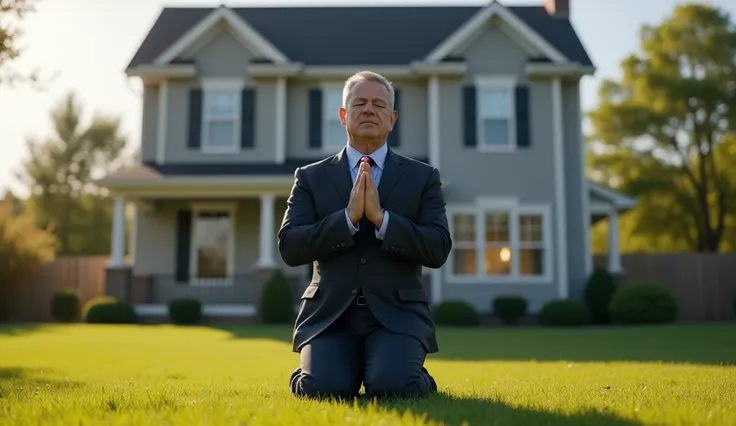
338, 107, 347, 126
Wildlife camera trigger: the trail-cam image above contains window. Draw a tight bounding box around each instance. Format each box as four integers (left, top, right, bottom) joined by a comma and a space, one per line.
447, 200, 551, 283
323, 88, 345, 151
190, 204, 236, 286
202, 88, 240, 152
476, 78, 516, 150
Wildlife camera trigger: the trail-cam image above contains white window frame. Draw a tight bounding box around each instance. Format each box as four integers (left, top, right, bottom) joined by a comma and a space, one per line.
475, 76, 517, 153
321, 82, 346, 153
445, 197, 552, 284
200, 78, 244, 154
189, 202, 237, 287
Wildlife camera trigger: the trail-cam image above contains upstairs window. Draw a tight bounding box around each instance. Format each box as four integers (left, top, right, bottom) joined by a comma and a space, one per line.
476, 78, 516, 150
323, 88, 345, 151
203, 88, 240, 152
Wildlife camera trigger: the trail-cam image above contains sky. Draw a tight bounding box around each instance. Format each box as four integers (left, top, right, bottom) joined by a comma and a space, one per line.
1, 0, 734, 197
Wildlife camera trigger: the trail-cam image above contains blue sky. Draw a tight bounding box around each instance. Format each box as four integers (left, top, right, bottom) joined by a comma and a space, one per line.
1, 0, 733, 196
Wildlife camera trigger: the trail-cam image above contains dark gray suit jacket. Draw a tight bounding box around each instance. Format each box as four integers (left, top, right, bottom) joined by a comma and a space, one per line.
277, 146, 452, 354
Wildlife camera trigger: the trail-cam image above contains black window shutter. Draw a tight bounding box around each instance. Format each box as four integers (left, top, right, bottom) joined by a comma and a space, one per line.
515, 85, 531, 147
387, 89, 401, 148
308, 89, 322, 148
188, 89, 202, 149
463, 86, 477, 147
175, 210, 192, 283
241, 88, 256, 148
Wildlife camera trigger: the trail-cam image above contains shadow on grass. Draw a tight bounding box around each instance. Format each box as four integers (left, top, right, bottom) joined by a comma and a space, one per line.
208, 323, 736, 366
351, 393, 642, 426
430, 323, 736, 365
0, 367, 84, 398
0, 323, 46, 336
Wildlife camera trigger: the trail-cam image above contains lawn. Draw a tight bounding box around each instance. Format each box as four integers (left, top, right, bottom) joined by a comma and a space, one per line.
1, 323, 735, 425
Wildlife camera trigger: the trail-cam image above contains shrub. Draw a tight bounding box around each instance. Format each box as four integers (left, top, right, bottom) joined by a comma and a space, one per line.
168, 298, 202, 325
0, 194, 56, 320
609, 282, 677, 324
539, 300, 589, 326
51, 289, 81, 322
492, 296, 528, 324
584, 267, 617, 324
259, 270, 294, 324
83, 296, 137, 324
433, 300, 479, 326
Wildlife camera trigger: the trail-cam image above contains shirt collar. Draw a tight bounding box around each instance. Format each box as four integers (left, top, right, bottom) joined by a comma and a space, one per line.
345, 142, 388, 171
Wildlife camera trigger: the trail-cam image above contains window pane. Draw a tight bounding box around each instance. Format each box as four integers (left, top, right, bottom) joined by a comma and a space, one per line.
479, 88, 510, 116
453, 214, 476, 243
452, 249, 476, 275
520, 215, 543, 243
207, 121, 235, 148
325, 89, 343, 111
520, 248, 544, 275
485, 213, 509, 242
206, 90, 237, 116
194, 212, 230, 279
482, 118, 509, 147
484, 247, 511, 275
325, 120, 345, 149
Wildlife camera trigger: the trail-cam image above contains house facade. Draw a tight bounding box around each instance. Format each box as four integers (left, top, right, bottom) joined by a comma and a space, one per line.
98, 0, 636, 318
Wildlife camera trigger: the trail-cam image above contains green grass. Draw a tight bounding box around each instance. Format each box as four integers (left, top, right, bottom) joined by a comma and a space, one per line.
1, 323, 735, 425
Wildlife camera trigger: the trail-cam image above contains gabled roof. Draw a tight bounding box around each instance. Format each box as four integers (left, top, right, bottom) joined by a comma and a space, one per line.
127, 5, 593, 69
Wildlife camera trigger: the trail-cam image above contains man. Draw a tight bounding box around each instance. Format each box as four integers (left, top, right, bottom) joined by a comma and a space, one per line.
277, 71, 452, 400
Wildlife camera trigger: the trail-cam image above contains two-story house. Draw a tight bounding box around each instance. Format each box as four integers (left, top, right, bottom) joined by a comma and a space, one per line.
97, 0, 636, 319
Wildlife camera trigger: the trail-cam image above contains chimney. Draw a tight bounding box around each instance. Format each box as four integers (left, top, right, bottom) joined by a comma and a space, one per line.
544, 0, 569, 17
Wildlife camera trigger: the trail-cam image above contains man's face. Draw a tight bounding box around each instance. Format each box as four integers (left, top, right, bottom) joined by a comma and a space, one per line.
339, 80, 397, 141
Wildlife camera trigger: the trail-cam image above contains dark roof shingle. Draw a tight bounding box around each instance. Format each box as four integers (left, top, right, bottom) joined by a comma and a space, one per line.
127, 5, 593, 68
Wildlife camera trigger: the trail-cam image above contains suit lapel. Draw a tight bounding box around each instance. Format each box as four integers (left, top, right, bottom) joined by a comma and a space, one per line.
329, 147, 353, 205
378, 147, 405, 206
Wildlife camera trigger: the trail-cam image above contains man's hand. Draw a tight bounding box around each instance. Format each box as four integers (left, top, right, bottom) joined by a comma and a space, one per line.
363, 159, 383, 228
346, 167, 366, 225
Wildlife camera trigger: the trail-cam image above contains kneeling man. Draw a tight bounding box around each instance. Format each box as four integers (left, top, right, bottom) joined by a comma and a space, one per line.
277, 71, 452, 400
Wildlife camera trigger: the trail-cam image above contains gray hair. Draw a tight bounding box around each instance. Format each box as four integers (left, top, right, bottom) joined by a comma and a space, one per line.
342, 71, 395, 110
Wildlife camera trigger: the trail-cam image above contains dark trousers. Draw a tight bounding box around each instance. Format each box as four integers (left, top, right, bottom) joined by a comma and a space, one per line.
290, 296, 438, 400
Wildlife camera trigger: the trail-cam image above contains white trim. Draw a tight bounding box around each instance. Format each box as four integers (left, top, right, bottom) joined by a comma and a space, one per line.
274, 77, 287, 163
153, 6, 288, 65
474, 75, 517, 153
526, 62, 596, 77
320, 83, 346, 153
134, 304, 256, 317
303, 66, 413, 78
445, 198, 554, 285
588, 180, 637, 209
411, 61, 467, 76
156, 81, 168, 164
255, 193, 276, 269
552, 77, 568, 299
578, 89, 592, 277
425, 2, 567, 63
200, 79, 244, 155
110, 196, 127, 268
189, 202, 238, 287
607, 209, 622, 273
130, 203, 138, 267
126, 65, 196, 79
428, 76, 440, 169
250, 63, 304, 78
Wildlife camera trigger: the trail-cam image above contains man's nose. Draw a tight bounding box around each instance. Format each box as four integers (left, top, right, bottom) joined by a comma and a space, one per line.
362, 102, 376, 114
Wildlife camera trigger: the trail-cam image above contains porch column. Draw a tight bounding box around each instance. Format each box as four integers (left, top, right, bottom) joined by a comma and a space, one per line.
256, 193, 276, 268
608, 209, 622, 273
110, 195, 126, 267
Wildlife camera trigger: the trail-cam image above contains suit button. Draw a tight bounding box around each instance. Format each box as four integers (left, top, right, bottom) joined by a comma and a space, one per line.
360, 258, 367, 264
351, 289, 357, 295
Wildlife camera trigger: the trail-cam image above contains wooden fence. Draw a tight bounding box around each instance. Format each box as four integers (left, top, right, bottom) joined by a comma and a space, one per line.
11, 256, 109, 322
7, 253, 736, 322
593, 253, 736, 321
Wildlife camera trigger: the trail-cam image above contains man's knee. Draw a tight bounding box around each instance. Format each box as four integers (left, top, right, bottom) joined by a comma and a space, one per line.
363, 366, 436, 399
290, 368, 360, 400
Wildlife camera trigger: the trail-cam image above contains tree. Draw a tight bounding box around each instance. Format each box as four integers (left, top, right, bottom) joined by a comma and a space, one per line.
0, 194, 56, 320
587, 4, 736, 252
16, 92, 130, 255
1, 0, 40, 86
